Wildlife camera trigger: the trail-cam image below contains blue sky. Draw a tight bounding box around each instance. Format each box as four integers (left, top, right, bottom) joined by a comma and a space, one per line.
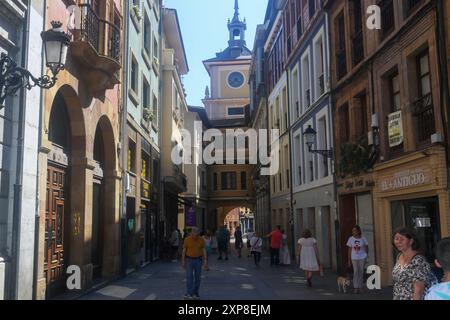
164, 0, 268, 107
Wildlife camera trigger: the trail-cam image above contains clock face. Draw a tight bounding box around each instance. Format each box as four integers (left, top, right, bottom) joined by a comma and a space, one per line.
228, 72, 245, 88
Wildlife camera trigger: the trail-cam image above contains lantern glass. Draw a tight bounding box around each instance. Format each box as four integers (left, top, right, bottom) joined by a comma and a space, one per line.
303, 126, 316, 147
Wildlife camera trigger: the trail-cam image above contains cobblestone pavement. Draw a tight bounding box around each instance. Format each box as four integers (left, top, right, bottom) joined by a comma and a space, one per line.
79, 249, 392, 300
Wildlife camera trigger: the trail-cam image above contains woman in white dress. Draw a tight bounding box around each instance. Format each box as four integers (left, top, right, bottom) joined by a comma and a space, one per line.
279, 230, 291, 265
297, 229, 321, 287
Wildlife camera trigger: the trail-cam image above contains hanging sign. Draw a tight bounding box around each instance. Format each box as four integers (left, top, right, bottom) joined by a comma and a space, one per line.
388, 111, 404, 147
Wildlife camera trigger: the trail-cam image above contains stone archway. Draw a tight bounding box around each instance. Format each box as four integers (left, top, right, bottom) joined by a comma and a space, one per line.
43, 85, 87, 298
91, 115, 119, 278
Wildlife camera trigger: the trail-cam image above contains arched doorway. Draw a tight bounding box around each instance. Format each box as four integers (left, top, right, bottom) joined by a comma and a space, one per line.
91, 116, 116, 278
92, 124, 105, 278
45, 91, 71, 296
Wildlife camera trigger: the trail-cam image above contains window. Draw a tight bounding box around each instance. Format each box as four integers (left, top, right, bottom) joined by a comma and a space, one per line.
318, 117, 329, 178
131, 56, 138, 94
309, 0, 316, 19
221, 172, 237, 190
213, 173, 218, 191
128, 140, 136, 173
282, 88, 288, 130
241, 171, 247, 190
296, 0, 302, 39
380, 0, 395, 38
295, 135, 302, 186
314, 35, 325, 99
285, 145, 290, 188
279, 172, 282, 191
153, 34, 158, 59
292, 69, 300, 118
355, 93, 368, 138
152, 93, 158, 127
141, 151, 150, 181
228, 107, 244, 116
336, 12, 347, 80
413, 51, 435, 144
143, 78, 150, 108
143, 14, 151, 56
351, 0, 364, 66
405, 0, 423, 16
302, 54, 311, 109
389, 72, 401, 112
339, 104, 350, 143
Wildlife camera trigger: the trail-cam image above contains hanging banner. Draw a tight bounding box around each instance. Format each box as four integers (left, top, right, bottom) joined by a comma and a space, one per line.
388, 111, 404, 147
185, 204, 196, 227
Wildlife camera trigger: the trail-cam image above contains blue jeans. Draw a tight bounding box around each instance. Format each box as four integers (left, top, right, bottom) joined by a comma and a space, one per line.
186, 257, 203, 296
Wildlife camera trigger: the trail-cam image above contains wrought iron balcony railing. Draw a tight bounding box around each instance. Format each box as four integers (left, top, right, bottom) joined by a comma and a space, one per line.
77, 4, 121, 63
412, 93, 435, 143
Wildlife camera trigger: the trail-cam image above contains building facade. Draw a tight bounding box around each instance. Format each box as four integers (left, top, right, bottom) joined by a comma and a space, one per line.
263, 0, 293, 248
249, 21, 271, 238
35, 0, 123, 298
0, 0, 44, 300
160, 7, 188, 240
327, 0, 450, 284
123, 0, 161, 272
180, 106, 210, 232
325, 0, 377, 272
286, 0, 336, 269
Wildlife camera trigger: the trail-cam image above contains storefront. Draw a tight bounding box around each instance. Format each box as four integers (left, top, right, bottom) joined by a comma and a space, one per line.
373, 148, 450, 285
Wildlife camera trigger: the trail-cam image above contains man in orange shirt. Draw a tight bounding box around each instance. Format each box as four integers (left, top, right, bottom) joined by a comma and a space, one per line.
265, 225, 283, 267
181, 227, 208, 299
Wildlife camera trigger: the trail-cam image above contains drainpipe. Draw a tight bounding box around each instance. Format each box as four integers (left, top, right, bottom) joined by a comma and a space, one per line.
7, 0, 31, 300
120, 0, 130, 276
32, 0, 47, 300
436, 0, 450, 190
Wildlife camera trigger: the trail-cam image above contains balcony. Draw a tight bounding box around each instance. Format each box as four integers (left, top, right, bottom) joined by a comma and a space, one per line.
412, 93, 435, 144
164, 164, 187, 193
352, 30, 364, 66
70, 4, 121, 94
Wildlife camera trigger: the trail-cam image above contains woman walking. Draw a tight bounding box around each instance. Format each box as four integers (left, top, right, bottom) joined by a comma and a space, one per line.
250, 231, 263, 266
297, 229, 321, 287
279, 230, 291, 265
346, 225, 369, 293
392, 227, 437, 300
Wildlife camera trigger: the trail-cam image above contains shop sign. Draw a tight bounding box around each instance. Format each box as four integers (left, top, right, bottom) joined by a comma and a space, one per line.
388, 111, 404, 147
380, 168, 431, 192
185, 204, 196, 227
415, 217, 431, 228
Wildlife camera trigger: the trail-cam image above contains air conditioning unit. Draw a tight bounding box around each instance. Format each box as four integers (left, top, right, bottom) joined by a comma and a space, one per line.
431, 133, 443, 144
371, 113, 379, 128
368, 130, 374, 146
125, 173, 131, 192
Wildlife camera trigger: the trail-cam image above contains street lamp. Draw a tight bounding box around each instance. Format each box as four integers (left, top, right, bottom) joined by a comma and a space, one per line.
0, 21, 70, 109
303, 125, 334, 159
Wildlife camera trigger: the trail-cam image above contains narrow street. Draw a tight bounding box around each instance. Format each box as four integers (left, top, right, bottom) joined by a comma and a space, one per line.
79, 248, 392, 301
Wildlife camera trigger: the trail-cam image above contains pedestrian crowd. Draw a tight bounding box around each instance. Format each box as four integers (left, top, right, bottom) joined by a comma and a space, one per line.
169, 224, 449, 300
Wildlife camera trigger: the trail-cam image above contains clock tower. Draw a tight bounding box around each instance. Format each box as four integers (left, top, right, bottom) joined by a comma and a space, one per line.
202, 0, 251, 122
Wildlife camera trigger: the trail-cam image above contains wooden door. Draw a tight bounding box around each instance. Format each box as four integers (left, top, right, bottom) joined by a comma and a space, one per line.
44, 165, 67, 292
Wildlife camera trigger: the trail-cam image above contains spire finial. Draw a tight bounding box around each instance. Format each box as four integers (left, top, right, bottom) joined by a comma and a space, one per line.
233, 0, 240, 21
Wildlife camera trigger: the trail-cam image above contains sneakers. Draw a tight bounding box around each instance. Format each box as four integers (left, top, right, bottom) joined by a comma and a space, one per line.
192, 294, 200, 300
183, 294, 192, 300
